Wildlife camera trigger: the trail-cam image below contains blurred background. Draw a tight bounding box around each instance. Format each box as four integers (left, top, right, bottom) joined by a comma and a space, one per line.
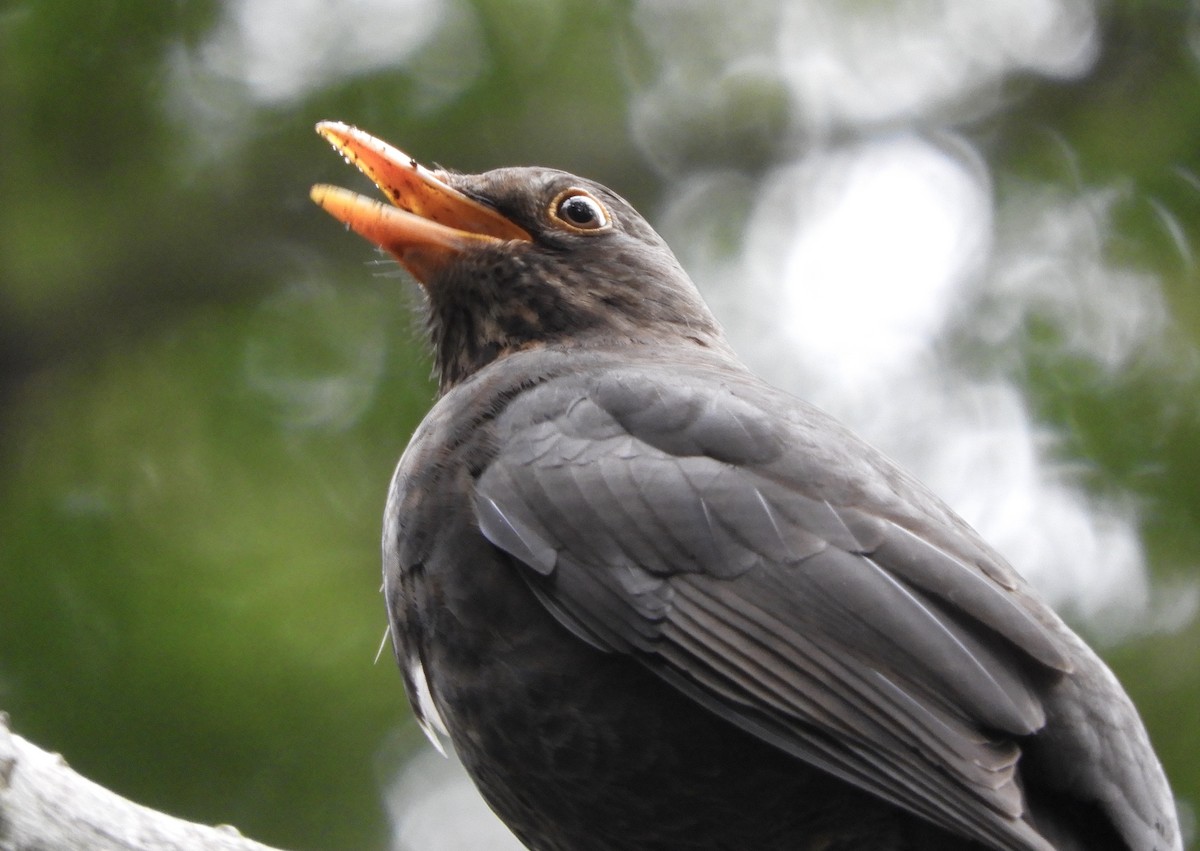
2, 0, 1199, 849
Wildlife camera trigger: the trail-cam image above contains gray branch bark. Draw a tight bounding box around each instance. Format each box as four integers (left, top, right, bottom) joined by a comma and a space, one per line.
0, 712, 287, 851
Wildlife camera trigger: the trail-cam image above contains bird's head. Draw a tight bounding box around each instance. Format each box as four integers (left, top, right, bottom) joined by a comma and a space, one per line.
311, 122, 726, 391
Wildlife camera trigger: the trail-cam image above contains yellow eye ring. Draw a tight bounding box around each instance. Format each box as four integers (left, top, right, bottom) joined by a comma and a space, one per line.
549, 189, 611, 233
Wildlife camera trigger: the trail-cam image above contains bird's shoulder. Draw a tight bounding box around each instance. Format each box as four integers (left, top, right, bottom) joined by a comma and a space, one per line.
469, 345, 1027, 590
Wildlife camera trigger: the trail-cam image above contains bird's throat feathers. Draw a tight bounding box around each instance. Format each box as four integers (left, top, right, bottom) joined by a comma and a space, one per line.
423, 248, 728, 393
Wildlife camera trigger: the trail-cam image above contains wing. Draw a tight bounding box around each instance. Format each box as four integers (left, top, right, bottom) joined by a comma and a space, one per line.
473, 363, 1075, 851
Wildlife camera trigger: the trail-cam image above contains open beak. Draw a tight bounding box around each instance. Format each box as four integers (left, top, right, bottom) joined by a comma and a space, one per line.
310, 121, 531, 285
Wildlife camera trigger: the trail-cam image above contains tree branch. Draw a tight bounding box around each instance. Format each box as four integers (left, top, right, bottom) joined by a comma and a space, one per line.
0, 712, 287, 851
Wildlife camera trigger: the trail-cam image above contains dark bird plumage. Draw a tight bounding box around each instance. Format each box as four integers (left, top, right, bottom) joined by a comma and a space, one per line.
312, 123, 1182, 851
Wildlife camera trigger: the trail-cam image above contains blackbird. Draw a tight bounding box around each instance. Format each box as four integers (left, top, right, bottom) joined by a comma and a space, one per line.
311, 122, 1182, 851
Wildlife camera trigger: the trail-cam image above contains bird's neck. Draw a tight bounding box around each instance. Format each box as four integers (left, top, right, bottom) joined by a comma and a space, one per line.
430, 323, 735, 395
423, 263, 734, 393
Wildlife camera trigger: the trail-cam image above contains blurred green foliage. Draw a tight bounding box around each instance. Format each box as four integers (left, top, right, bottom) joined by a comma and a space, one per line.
1, 1, 1198, 849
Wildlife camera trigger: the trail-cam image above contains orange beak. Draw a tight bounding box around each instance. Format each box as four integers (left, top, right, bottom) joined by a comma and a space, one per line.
310, 122, 531, 284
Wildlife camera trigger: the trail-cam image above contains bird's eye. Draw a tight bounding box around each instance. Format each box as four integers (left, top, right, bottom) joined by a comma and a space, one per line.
550, 190, 611, 233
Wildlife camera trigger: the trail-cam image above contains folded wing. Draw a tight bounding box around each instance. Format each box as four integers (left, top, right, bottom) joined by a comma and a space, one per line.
474, 365, 1073, 851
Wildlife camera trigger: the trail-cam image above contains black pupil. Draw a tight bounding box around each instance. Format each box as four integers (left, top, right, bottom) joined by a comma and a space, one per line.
562, 196, 599, 226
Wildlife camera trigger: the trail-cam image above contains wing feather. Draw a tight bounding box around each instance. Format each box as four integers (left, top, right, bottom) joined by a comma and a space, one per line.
473, 367, 1070, 851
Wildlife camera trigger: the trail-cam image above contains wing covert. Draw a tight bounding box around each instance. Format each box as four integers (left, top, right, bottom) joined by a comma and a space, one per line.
473, 367, 1070, 851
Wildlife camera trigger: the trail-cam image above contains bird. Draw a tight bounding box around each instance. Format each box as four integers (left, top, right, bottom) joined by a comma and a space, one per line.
310, 121, 1182, 851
